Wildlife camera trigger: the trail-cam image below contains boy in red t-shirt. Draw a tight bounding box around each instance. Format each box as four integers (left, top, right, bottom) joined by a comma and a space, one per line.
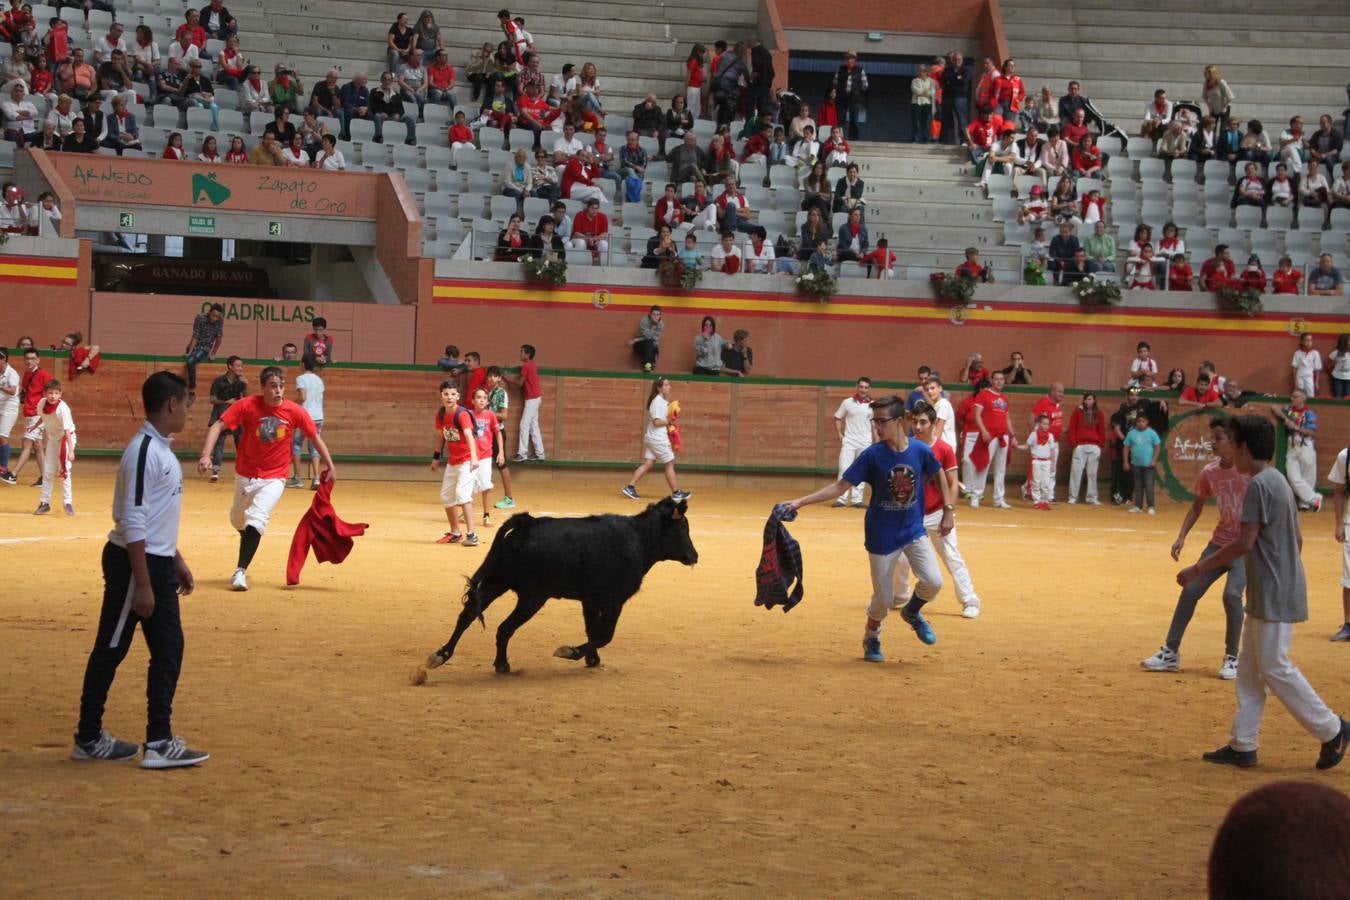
198, 366, 334, 591
469, 387, 504, 526
11, 347, 51, 486
1168, 253, 1195, 291
1272, 256, 1303, 294
429, 381, 480, 546
463, 351, 487, 398
509, 343, 545, 461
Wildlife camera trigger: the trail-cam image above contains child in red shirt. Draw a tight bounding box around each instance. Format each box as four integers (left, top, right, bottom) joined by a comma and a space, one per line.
429, 382, 480, 546
955, 247, 993, 282
44, 17, 70, 66
1272, 256, 1303, 294
860, 238, 896, 278
469, 386, 503, 526
1238, 254, 1267, 293
1168, 253, 1194, 291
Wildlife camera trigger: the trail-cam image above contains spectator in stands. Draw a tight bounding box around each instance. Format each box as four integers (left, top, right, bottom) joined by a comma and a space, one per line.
1277, 115, 1308, 177
711, 41, 748, 129
314, 134, 344, 170
422, 49, 456, 111
263, 105, 295, 144
1059, 107, 1088, 147
978, 129, 1020, 188
1265, 162, 1295, 209
994, 58, 1024, 124
372, 70, 416, 146
1140, 88, 1172, 140
571, 196, 609, 261
1049, 176, 1080, 227
511, 82, 553, 148
1332, 161, 1350, 213
1167, 253, 1195, 291
0, 0, 34, 47
1309, 114, 1342, 169
239, 65, 272, 115
1074, 137, 1104, 180
832, 162, 865, 217
199, 0, 236, 40
1033, 126, 1068, 181
790, 123, 820, 180
396, 48, 429, 119
964, 108, 998, 168
0, 184, 26, 232
821, 125, 849, 167
790, 205, 825, 261
641, 223, 678, 270
269, 63, 304, 115
91, 20, 126, 65
1200, 65, 1233, 120
308, 69, 341, 119
96, 53, 136, 113
628, 93, 662, 143
3, 43, 31, 84
500, 148, 533, 213
1302, 159, 1333, 227
102, 94, 141, 154
956, 247, 993, 282
464, 42, 495, 104
1018, 184, 1049, 225
561, 146, 606, 205
225, 134, 247, 162
175, 8, 207, 52
280, 132, 308, 166
669, 131, 704, 186
127, 25, 160, 87
1155, 120, 1188, 181
1308, 254, 1344, 297
835, 207, 868, 262
1272, 256, 1303, 295
168, 28, 201, 67
297, 109, 326, 158
1125, 245, 1157, 289
179, 59, 219, 130
704, 132, 736, 183
718, 175, 753, 235
159, 129, 186, 159
679, 180, 715, 231
1236, 119, 1271, 165
58, 47, 95, 102
910, 65, 935, 143
711, 230, 743, 273
666, 93, 694, 144
56, 115, 94, 152
1055, 80, 1084, 124
834, 50, 868, 141
650, 183, 682, 232
974, 56, 999, 116
573, 61, 603, 115
247, 129, 284, 165
530, 215, 566, 259
618, 129, 648, 184
788, 102, 815, 150
1330, 333, 1350, 397
1231, 161, 1267, 213
410, 9, 442, 58
336, 71, 369, 141
1157, 221, 1185, 261
1201, 244, 1237, 291
1238, 254, 1267, 294
1190, 115, 1219, 164
493, 213, 528, 262
1048, 221, 1080, 285
1001, 352, 1033, 384
81, 93, 105, 143
386, 13, 414, 76
193, 133, 220, 162
2, 82, 37, 145
548, 200, 571, 241
524, 148, 556, 201
627, 305, 663, 371
477, 77, 515, 136
1126, 222, 1153, 263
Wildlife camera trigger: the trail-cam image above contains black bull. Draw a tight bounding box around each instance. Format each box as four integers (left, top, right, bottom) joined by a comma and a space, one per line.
426, 497, 699, 674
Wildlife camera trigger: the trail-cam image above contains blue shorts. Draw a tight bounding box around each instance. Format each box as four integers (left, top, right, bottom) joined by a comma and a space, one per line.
292, 420, 323, 457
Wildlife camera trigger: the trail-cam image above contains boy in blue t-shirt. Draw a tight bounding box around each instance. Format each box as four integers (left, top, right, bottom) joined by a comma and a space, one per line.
782, 395, 957, 663
1123, 412, 1162, 514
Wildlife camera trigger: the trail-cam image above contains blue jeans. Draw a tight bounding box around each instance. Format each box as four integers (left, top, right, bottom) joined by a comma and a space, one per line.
210, 424, 240, 470
375, 112, 416, 143
910, 104, 932, 143
185, 348, 210, 390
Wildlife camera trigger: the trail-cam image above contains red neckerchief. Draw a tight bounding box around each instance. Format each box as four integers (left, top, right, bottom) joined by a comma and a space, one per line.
1154, 99, 1166, 113
852, 392, 868, 403
41, 398, 59, 414
1034, 430, 1052, 446
848, 222, 860, 237
247, 74, 262, 90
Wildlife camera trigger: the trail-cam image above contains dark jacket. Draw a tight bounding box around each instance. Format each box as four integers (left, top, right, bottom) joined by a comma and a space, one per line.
833, 175, 863, 211
631, 101, 663, 135
373, 86, 408, 118
755, 504, 803, 612
750, 44, 774, 86
339, 80, 370, 115
836, 221, 869, 253
942, 65, 970, 101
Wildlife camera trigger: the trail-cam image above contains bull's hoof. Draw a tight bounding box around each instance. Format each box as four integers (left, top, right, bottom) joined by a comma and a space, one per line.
425, 652, 448, 670
585, 653, 601, 668
553, 645, 584, 661
494, 660, 512, 674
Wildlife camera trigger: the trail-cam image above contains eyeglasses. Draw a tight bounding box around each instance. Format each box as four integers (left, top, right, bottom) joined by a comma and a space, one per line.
872, 416, 895, 425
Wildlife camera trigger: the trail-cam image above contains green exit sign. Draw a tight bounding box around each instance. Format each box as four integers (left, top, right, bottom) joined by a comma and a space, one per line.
188, 215, 215, 235
118, 212, 134, 228
267, 221, 283, 237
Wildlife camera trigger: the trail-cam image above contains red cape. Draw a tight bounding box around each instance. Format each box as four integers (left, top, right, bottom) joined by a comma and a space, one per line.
285, 473, 369, 586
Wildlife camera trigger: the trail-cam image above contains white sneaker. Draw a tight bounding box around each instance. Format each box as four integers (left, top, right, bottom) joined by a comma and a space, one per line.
141, 735, 209, 769
993, 500, 1012, 509
1086, 498, 1102, 506
969, 497, 980, 509
1218, 655, 1238, 680
831, 499, 847, 508
1128, 507, 1142, 514
230, 568, 248, 591
1147, 507, 1156, 515
1067, 497, 1078, 505
1141, 646, 1180, 672
961, 605, 980, 619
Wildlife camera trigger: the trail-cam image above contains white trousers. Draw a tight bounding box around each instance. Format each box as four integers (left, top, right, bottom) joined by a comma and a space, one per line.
40, 433, 73, 505
837, 443, 867, 504
1229, 616, 1341, 752
569, 184, 609, 205
517, 396, 544, 458
1029, 458, 1055, 503
963, 432, 1008, 503
570, 237, 609, 254
865, 535, 943, 623
689, 203, 720, 230
1068, 444, 1101, 502
229, 475, 285, 534
1295, 373, 1316, 396
893, 509, 979, 609
1285, 442, 1319, 505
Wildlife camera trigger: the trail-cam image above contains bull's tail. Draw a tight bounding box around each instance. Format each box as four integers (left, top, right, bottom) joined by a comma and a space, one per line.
463, 512, 537, 626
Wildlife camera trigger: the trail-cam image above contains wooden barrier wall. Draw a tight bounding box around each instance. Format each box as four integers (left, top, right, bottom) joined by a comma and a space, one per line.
54, 355, 1350, 496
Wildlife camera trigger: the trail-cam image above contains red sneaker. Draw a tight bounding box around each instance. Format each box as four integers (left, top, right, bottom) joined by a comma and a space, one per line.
435, 532, 464, 544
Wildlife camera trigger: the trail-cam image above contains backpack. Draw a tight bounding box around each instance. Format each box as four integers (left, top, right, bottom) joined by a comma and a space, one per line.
624, 174, 643, 204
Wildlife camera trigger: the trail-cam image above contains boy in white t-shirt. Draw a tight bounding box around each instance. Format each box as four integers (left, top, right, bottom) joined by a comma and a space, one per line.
1129, 341, 1158, 388
0, 347, 19, 482
1021, 414, 1057, 509
1291, 332, 1322, 396
832, 376, 874, 507
1328, 447, 1350, 642
290, 356, 326, 490
35, 378, 76, 515
710, 230, 742, 274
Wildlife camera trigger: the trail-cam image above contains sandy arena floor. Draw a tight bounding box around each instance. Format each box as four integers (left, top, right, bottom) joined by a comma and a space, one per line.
2, 464, 1348, 897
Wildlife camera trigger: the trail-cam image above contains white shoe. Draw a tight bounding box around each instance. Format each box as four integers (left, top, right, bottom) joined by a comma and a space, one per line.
1086, 498, 1102, 506
1147, 507, 1156, 515
1067, 497, 1078, 505
1141, 646, 1180, 672
969, 497, 980, 509
831, 499, 847, 508
993, 500, 1012, 509
961, 605, 980, 619
1128, 507, 1142, 514
230, 568, 248, 591
1218, 655, 1238, 680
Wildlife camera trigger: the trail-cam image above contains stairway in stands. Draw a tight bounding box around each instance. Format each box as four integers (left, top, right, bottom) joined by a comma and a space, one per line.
1001, 0, 1350, 128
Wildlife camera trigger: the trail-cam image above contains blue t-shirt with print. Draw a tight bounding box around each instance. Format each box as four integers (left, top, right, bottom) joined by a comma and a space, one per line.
1123, 426, 1161, 467
842, 439, 941, 555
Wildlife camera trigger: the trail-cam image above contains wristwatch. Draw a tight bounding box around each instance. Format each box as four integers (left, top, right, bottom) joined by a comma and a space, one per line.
943, 503, 956, 511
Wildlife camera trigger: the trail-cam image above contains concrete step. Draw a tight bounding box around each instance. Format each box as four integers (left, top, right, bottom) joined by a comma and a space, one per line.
256, 0, 757, 27
1001, 0, 1339, 12
1012, 41, 1349, 68
272, 12, 676, 45
272, 33, 686, 70
1009, 4, 1350, 29
1008, 73, 1346, 107
1005, 57, 1350, 86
